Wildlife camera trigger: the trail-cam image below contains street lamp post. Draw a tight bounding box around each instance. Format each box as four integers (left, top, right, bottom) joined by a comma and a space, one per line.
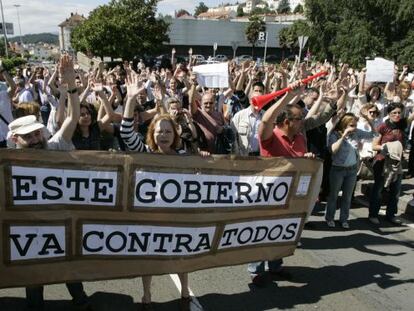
0, 0, 8, 58
14, 4, 22, 46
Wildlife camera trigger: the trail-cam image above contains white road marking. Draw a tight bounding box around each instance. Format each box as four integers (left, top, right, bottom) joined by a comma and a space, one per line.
170, 274, 204, 311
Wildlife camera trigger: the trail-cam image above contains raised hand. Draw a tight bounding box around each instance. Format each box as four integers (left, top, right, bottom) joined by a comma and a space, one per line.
125, 70, 142, 99
59, 54, 76, 85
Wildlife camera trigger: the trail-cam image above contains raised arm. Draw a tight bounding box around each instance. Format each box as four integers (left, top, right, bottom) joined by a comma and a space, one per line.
58, 55, 80, 143
47, 65, 60, 97
259, 82, 300, 141
120, 70, 146, 151
0, 61, 16, 98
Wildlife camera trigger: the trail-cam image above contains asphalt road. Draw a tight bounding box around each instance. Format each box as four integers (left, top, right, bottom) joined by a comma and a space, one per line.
1, 200, 413, 311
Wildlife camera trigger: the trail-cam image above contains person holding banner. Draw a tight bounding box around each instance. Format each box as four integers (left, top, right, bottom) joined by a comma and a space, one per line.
7, 54, 92, 310
248, 81, 313, 287
121, 70, 202, 311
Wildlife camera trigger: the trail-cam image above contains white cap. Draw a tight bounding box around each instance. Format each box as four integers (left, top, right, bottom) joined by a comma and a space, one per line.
8, 115, 45, 136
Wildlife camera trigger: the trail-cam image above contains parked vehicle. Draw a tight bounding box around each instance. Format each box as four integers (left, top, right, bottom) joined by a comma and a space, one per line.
265, 55, 280, 63
193, 54, 206, 64
213, 54, 228, 62
236, 55, 253, 62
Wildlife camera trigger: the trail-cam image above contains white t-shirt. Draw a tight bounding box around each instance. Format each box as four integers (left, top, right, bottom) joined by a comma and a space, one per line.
47, 130, 75, 151
18, 88, 34, 103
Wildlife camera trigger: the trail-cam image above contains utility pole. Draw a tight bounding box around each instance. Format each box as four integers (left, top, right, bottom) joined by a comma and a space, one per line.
0, 0, 8, 58
14, 5, 23, 46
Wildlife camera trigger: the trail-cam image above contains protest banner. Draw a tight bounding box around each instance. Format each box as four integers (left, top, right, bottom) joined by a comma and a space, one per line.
0, 150, 322, 289
192, 62, 229, 88
76, 52, 102, 72
366, 57, 395, 83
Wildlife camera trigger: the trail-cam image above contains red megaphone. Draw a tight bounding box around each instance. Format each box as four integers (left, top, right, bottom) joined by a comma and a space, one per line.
251, 71, 329, 110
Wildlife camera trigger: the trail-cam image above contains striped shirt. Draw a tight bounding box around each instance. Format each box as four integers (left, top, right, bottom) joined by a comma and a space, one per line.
120, 117, 148, 152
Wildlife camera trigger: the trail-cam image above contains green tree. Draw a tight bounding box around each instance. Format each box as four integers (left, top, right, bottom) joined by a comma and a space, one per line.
71, 0, 169, 60
0, 39, 5, 57
390, 30, 414, 67
251, 6, 273, 15
194, 2, 209, 16
245, 15, 266, 57
176, 9, 191, 17
289, 0, 414, 66
293, 4, 304, 14
278, 20, 310, 58
277, 0, 291, 14
237, 5, 244, 17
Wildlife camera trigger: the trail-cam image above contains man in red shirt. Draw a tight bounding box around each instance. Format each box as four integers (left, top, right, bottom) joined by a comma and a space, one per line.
259, 84, 312, 157
249, 83, 314, 287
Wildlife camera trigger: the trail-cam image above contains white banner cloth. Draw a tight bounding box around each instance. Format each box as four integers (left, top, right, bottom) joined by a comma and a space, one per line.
193, 62, 229, 88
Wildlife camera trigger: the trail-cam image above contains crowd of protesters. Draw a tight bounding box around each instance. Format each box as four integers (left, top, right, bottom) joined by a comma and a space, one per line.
1, 50, 414, 310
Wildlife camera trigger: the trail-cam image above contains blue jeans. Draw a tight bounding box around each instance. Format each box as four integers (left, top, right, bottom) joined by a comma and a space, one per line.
248, 258, 283, 276
325, 165, 358, 222
369, 161, 401, 218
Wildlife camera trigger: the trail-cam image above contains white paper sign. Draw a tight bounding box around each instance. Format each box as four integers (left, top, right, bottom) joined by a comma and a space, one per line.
405, 73, 414, 83
366, 57, 395, 83
193, 62, 229, 88
218, 218, 302, 249
296, 175, 312, 196
10, 226, 66, 261
12, 166, 118, 206
134, 171, 293, 208
82, 224, 216, 256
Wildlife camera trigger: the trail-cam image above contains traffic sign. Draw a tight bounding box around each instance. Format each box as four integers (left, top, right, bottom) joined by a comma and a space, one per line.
258, 32, 266, 41
298, 36, 308, 49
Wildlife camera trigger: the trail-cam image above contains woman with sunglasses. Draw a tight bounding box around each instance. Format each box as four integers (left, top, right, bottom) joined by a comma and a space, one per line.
357, 103, 380, 159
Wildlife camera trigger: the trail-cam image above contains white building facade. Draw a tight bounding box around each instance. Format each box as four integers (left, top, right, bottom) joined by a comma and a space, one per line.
58, 13, 85, 52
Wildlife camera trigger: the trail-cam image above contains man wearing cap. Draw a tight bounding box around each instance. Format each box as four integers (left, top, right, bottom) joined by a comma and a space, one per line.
8, 55, 91, 311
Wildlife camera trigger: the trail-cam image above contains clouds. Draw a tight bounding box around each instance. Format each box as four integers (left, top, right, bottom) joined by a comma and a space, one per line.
157, 0, 196, 15
2, 0, 98, 35
1, 0, 227, 35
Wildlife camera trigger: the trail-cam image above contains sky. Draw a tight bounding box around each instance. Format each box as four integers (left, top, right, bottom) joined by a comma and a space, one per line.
1, 0, 235, 36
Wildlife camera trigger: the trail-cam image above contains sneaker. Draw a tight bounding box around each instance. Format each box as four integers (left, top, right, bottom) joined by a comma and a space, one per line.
326, 220, 335, 228
368, 217, 380, 225
386, 216, 402, 225
341, 222, 350, 229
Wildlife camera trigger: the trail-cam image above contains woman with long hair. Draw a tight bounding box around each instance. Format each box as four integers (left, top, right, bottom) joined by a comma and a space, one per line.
325, 113, 375, 228
72, 86, 115, 150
